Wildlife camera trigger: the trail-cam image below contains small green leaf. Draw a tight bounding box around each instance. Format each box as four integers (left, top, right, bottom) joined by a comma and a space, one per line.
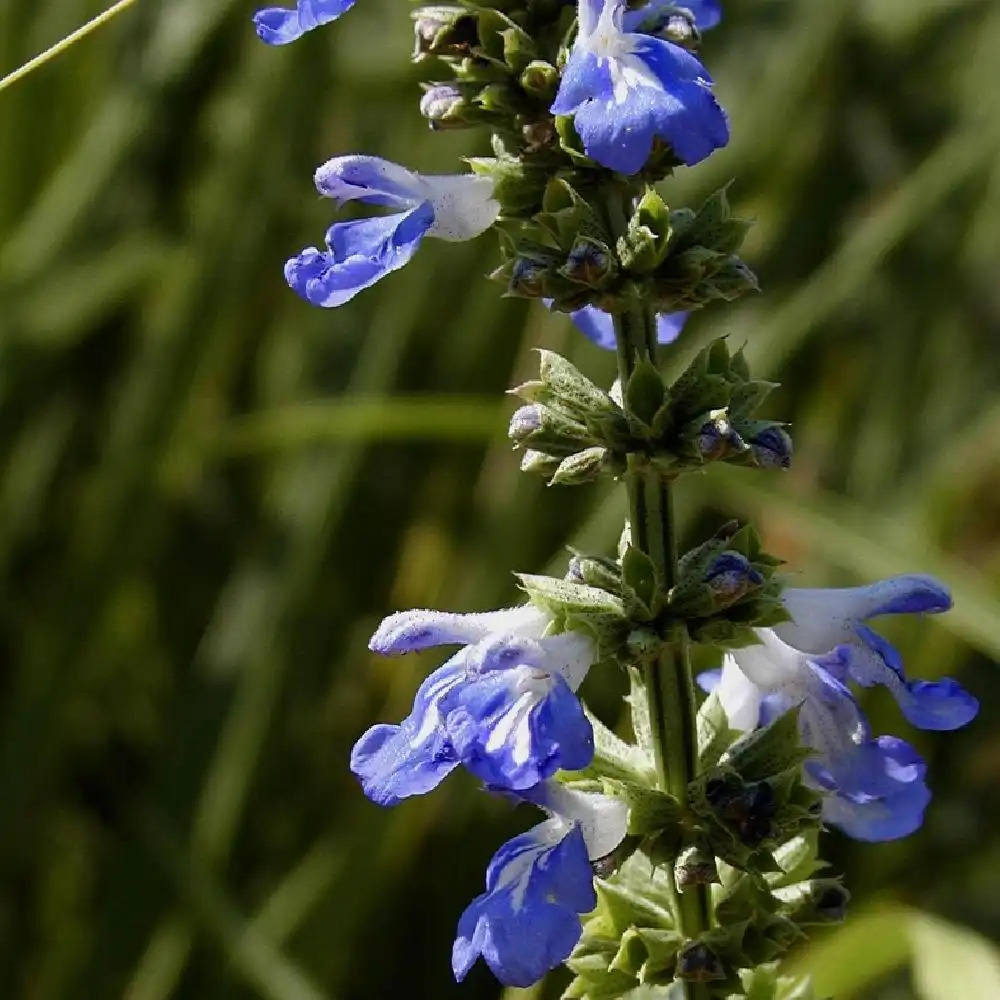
622, 545, 657, 612
625, 361, 667, 428
910, 913, 1000, 1000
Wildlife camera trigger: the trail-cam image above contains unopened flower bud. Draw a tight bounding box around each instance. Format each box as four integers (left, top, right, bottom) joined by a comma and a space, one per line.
519, 449, 561, 476
508, 404, 543, 444
561, 238, 615, 288
676, 941, 725, 982
704, 551, 764, 604
519, 60, 560, 98
693, 411, 745, 462
420, 84, 473, 129
751, 426, 793, 469
508, 257, 548, 298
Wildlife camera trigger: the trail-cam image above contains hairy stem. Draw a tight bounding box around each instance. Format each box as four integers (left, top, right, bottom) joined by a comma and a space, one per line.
612, 298, 711, 994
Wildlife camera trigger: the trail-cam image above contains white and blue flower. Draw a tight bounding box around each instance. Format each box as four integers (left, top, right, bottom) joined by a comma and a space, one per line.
550, 0, 729, 175
453, 781, 628, 986
776, 574, 978, 732
712, 629, 932, 841
254, 0, 355, 45
285, 156, 498, 308
351, 605, 597, 805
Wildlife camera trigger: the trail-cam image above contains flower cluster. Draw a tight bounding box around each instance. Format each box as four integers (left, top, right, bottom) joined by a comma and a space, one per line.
703, 575, 978, 841
255, 0, 731, 328
351, 601, 629, 984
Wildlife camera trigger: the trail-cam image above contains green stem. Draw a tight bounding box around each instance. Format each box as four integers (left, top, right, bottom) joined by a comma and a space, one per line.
612, 296, 711, 995
0, 0, 141, 94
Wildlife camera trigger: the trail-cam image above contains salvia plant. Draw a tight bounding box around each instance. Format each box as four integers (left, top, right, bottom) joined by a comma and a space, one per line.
246, 0, 984, 996
2, 0, 973, 996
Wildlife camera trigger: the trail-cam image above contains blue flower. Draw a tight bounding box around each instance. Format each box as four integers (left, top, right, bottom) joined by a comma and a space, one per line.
550, 0, 729, 174
715, 629, 932, 841
254, 0, 355, 45
453, 782, 627, 986
351, 605, 597, 804
777, 575, 978, 731
565, 305, 688, 350
286, 156, 498, 307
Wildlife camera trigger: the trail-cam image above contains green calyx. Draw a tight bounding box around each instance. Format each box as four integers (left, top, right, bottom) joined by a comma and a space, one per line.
508, 339, 791, 488
494, 184, 757, 313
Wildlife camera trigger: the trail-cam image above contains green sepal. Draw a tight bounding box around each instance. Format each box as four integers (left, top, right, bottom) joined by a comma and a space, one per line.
595, 879, 675, 936
518, 574, 627, 620
626, 664, 653, 752
625, 360, 667, 429
600, 778, 683, 838
721, 710, 809, 783
519, 59, 560, 99
617, 187, 673, 273
538, 349, 620, 419
773, 879, 850, 926
576, 706, 655, 784
610, 927, 650, 977
634, 928, 684, 981
697, 690, 738, 768
621, 981, 685, 999
768, 829, 822, 887
621, 545, 658, 614
467, 152, 548, 216
550, 446, 610, 485
520, 449, 562, 476
567, 551, 625, 595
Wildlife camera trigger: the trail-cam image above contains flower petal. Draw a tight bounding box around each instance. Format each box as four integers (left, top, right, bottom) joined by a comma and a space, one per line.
564, 305, 688, 350
443, 666, 594, 789
349, 661, 463, 805
314, 155, 425, 208
369, 605, 549, 655
452, 821, 594, 986
253, 0, 356, 45
285, 203, 434, 308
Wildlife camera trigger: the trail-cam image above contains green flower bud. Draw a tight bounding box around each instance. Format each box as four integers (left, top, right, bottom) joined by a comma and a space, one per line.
519, 59, 560, 99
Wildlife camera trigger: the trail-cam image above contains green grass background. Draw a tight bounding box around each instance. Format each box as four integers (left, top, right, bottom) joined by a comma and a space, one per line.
1, 0, 1000, 998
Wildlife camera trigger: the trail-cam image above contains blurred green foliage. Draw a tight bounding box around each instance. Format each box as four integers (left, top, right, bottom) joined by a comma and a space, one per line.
1, 0, 999, 998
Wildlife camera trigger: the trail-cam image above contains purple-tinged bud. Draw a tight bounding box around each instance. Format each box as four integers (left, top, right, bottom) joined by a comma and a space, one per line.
420, 84, 472, 129
751, 426, 793, 469
508, 404, 543, 444
561, 238, 615, 288
696, 412, 745, 462
676, 942, 725, 982
704, 551, 764, 604
508, 257, 548, 298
